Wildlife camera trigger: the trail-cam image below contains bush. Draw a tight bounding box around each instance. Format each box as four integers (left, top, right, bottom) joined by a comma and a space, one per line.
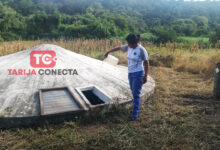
141, 32, 158, 43
152, 28, 177, 44
209, 25, 220, 45
1, 32, 20, 41
0, 33, 4, 42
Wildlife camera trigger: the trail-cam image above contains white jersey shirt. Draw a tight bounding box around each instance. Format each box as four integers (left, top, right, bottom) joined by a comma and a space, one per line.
121, 44, 149, 73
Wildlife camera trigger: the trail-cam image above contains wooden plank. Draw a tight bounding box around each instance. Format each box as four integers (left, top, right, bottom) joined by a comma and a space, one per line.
43, 97, 74, 103
39, 86, 68, 92
45, 106, 77, 112
44, 104, 77, 109
68, 87, 85, 110
39, 90, 44, 115
44, 103, 79, 109
44, 108, 79, 115
44, 100, 75, 106
44, 107, 75, 112
39, 87, 85, 116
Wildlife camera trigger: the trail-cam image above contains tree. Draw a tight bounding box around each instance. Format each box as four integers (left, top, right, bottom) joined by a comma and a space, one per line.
191, 16, 209, 36
0, 3, 26, 40
210, 25, 220, 44
172, 19, 197, 36
0, 0, 220, 41
152, 27, 177, 44
26, 11, 60, 39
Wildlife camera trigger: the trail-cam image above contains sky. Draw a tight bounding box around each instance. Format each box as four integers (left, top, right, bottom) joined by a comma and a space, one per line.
184, 0, 220, 1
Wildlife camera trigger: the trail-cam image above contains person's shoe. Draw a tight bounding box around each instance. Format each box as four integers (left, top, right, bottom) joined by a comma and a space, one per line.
128, 116, 137, 121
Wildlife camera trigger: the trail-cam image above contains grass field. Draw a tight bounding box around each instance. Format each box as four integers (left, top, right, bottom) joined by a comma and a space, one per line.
177, 36, 209, 44
0, 39, 219, 150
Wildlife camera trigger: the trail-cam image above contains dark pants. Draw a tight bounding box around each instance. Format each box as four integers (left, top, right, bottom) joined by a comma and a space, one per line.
128, 70, 144, 119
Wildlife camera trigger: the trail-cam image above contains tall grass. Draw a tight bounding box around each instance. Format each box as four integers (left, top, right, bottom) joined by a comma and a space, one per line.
150, 47, 220, 76
0, 39, 220, 76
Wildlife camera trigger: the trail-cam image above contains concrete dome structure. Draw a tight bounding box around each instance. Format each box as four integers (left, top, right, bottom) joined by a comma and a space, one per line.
0, 44, 155, 128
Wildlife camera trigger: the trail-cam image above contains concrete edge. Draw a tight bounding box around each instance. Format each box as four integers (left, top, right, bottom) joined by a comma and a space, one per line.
0, 77, 155, 129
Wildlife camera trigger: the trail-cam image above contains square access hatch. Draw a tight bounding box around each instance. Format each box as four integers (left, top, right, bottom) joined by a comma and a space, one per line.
75, 85, 112, 109
39, 87, 84, 116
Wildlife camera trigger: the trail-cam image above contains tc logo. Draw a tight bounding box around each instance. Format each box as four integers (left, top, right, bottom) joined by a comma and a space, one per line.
30, 50, 57, 68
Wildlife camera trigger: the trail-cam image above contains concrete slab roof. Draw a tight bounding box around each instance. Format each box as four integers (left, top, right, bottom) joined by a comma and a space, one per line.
0, 44, 155, 119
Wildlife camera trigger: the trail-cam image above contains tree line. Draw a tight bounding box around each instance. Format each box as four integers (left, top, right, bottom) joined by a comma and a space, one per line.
0, 0, 219, 44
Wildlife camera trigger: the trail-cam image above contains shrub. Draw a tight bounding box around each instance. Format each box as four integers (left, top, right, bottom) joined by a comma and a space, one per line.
209, 25, 220, 45
152, 28, 177, 44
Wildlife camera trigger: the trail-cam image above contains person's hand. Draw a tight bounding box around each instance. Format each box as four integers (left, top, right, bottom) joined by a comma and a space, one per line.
143, 76, 147, 84
104, 51, 109, 58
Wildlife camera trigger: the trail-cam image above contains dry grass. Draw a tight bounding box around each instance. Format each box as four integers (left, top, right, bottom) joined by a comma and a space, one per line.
149, 47, 220, 76
0, 66, 219, 150
0, 39, 127, 64
0, 39, 219, 150
1, 39, 219, 76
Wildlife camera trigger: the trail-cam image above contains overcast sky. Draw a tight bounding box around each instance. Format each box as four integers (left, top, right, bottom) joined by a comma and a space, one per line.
184, 0, 220, 1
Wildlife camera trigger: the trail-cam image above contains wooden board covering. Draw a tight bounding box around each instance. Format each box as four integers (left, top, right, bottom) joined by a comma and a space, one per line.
39, 87, 84, 115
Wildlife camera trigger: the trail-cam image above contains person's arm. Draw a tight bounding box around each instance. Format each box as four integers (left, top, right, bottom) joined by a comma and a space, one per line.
104, 47, 121, 58
143, 60, 149, 84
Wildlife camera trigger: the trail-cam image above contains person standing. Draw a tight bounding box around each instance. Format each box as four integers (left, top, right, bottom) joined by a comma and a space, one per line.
104, 33, 149, 121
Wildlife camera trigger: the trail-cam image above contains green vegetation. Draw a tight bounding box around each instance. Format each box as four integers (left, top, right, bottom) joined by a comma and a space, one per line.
0, 0, 220, 45
140, 32, 158, 43
177, 36, 209, 45
210, 25, 220, 44
177, 36, 209, 43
